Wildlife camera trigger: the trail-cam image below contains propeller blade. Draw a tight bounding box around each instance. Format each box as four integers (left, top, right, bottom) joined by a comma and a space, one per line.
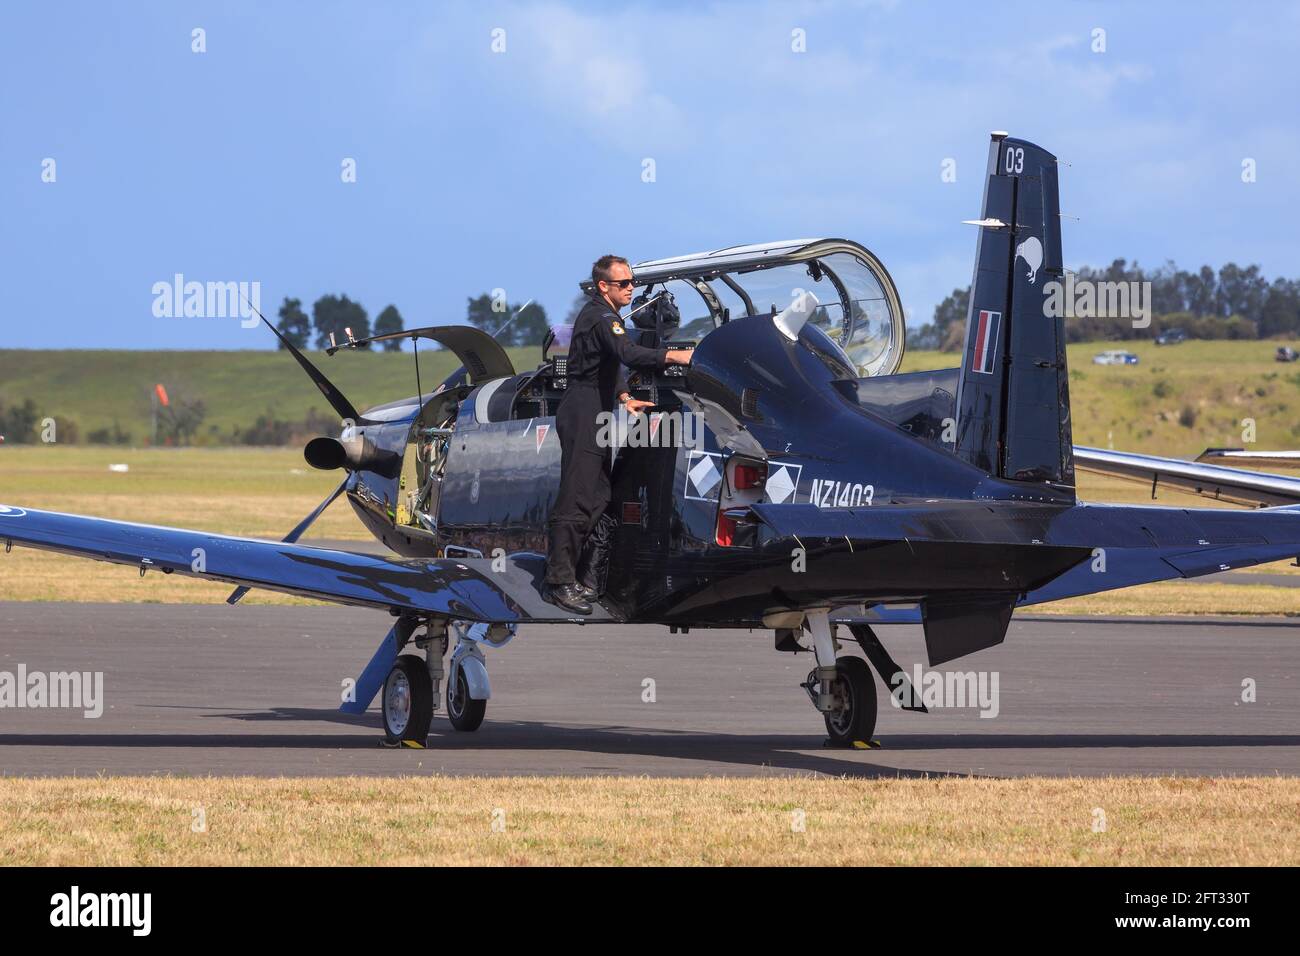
226, 477, 349, 606
254, 309, 363, 425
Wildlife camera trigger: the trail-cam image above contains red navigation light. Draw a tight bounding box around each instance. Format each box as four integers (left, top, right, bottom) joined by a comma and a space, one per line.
715, 510, 737, 547
733, 463, 765, 490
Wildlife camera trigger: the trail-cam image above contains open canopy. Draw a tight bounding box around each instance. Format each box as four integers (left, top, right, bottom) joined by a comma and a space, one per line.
580, 238, 907, 377
325, 324, 515, 384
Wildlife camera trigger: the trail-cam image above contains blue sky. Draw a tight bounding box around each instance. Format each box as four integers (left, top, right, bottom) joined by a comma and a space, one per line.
2, 0, 1298, 349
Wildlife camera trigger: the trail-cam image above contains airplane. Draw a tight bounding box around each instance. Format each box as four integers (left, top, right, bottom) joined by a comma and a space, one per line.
5, 131, 1300, 749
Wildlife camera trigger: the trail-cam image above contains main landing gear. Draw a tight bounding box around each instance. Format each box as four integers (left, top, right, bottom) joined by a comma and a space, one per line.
382, 654, 434, 744
819, 657, 877, 747
379, 618, 516, 745
783, 610, 881, 748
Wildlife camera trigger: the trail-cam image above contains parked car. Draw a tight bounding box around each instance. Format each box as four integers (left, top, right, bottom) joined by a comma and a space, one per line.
1155, 328, 1186, 345
1093, 349, 1140, 366
1276, 346, 1298, 363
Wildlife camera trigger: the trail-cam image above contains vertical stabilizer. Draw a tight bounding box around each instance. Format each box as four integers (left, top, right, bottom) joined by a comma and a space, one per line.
953, 132, 1074, 497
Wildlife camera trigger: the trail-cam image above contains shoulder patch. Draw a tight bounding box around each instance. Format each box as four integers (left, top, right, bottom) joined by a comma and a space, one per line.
611, 320, 625, 335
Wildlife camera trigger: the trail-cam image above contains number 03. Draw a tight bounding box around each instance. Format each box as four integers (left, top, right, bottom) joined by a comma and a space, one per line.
1004, 146, 1024, 174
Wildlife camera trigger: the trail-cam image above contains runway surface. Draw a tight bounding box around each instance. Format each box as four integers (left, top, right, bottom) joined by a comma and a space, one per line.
0, 603, 1296, 778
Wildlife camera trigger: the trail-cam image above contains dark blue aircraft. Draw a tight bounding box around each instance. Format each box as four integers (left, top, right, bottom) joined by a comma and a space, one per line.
6, 133, 1300, 747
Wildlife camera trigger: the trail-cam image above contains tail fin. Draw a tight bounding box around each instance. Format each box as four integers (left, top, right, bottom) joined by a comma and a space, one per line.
953, 132, 1074, 497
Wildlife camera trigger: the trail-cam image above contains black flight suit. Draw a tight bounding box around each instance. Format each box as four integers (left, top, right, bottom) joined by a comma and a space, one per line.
544, 293, 668, 588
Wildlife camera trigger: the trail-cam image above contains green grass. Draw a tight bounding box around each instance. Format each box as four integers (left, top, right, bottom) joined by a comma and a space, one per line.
0, 345, 542, 445
2, 339, 1298, 459
900, 339, 1300, 457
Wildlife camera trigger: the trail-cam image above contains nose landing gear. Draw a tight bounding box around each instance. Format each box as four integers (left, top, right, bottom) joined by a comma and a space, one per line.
446, 665, 486, 732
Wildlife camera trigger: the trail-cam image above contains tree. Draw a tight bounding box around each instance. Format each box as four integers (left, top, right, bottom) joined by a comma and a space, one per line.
511, 302, 550, 347
1216, 263, 1268, 320
0, 398, 40, 443
1259, 279, 1300, 338
914, 286, 970, 352
373, 305, 405, 350
87, 421, 132, 445
158, 397, 206, 446
465, 294, 549, 347
312, 294, 371, 350
1148, 260, 1187, 315
276, 297, 310, 350
1186, 265, 1218, 316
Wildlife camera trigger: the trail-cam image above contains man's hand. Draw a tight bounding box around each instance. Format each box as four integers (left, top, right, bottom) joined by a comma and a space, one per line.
624, 398, 655, 415
665, 349, 693, 366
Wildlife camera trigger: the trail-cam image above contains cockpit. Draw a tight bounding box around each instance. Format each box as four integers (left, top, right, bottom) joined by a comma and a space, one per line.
574, 238, 907, 379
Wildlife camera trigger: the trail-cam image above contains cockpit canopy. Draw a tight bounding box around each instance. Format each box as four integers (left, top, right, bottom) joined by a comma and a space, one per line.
577, 238, 906, 377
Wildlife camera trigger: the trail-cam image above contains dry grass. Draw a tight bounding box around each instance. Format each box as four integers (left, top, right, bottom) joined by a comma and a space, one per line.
0, 775, 1295, 866
0, 446, 364, 539
0, 548, 327, 605
1032, 581, 1300, 617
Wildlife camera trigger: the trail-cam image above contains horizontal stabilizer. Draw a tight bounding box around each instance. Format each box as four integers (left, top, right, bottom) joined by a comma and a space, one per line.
1196, 448, 1300, 468
1075, 446, 1300, 507
748, 499, 1300, 550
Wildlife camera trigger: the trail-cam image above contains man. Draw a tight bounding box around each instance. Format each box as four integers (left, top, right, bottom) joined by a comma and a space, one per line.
544, 255, 693, 614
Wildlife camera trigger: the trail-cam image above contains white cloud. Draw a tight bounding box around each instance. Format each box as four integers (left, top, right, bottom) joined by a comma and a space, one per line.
502, 3, 683, 149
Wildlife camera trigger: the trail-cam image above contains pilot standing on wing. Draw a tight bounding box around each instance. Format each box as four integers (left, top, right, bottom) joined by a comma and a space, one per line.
544, 254, 693, 614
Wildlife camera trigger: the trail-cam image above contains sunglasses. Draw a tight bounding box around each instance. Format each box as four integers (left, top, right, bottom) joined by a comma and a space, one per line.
602, 278, 635, 289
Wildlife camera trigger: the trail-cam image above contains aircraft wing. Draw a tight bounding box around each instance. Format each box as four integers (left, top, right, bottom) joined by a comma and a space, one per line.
1073, 445, 1300, 507
0, 505, 590, 623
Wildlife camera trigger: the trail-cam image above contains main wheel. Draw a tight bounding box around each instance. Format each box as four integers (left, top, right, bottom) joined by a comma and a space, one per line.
382, 654, 433, 744
823, 656, 878, 747
446, 666, 486, 732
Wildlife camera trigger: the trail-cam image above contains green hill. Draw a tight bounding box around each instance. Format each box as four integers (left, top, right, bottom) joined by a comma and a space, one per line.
900, 339, 1300, 456
1, 339, 1297, 457
0, 345, 541, 446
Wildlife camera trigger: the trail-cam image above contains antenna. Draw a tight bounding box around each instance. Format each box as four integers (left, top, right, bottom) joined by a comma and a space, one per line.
490, 299, 534, 344
414, 335, 423, 410
625, 292, 665, 321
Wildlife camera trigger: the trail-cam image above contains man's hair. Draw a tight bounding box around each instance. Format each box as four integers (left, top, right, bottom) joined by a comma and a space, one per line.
592, 254, 630, 285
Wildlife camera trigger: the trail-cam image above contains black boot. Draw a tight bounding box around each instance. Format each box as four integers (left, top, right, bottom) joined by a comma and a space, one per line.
547, 582, 592, 615
576, 512, 618, 600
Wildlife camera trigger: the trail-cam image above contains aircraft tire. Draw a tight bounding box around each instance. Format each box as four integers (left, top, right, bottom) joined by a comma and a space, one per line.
382, 654, 433, 744
447, 667, 486, 732
823, 656, 877, 746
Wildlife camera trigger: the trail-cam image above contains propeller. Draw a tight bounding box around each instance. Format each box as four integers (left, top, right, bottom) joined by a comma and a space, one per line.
225, 475, 349, 605
227, 299, 368, 606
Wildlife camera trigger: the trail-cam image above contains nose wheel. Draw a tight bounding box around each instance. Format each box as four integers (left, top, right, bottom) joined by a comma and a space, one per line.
382, 654, 433, 745
446, 667, 486, 732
